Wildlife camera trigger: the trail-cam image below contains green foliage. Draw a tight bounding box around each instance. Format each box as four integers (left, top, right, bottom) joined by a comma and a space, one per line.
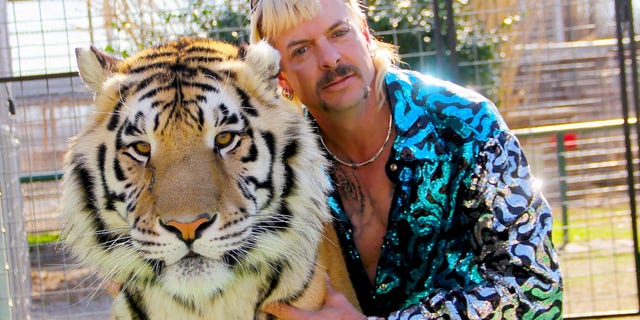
161, 0, 251, 45
365, 0, 511, 99
105, 0, 515, 100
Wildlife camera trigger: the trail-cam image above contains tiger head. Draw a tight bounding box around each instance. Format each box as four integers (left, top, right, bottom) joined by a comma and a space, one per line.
61, 38, 331, 303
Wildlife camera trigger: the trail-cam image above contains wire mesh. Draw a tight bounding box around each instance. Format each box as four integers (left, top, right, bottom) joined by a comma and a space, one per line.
1, 0, 639, 318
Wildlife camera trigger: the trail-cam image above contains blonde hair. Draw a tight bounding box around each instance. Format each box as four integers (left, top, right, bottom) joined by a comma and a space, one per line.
250, 0, 399, 110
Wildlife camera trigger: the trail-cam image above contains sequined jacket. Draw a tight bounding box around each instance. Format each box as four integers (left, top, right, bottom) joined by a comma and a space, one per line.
328, 68, 563, 319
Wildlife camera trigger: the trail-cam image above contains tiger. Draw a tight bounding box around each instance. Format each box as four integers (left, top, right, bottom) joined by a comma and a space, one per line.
60, 37, 359, 319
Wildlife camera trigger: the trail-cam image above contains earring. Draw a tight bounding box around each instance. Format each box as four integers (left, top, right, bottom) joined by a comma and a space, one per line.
282, 88, 294, 101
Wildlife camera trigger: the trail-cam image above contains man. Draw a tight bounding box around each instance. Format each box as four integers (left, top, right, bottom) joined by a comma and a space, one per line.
250, 0, 563, 319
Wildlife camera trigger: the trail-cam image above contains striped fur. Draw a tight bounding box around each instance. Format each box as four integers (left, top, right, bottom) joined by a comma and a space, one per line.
61, 38, 357, 319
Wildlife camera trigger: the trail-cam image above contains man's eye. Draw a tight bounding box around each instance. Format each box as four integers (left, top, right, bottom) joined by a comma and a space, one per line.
292, 46, 308, 57
332, 27, 350, 38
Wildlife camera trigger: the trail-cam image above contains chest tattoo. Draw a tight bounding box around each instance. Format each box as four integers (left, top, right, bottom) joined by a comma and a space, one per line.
333, 167, 365, 214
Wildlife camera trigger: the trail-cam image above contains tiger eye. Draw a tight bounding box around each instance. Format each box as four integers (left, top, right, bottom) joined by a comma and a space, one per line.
215, 132, 234, 147
134, 141, 151, 155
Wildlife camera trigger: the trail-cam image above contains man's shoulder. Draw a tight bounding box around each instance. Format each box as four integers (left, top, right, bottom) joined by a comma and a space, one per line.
386, 68, 508, 140
386, 68, 490, 107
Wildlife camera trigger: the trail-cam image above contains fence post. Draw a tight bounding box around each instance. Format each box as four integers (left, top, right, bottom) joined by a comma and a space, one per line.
555, 132, 569, 248
615, 0, 640, 310
0, 1, 31, 314
0, 124, 31, 319
0, 0, 11, 78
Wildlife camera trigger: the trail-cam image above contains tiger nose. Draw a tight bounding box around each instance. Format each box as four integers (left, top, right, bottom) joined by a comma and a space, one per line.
160, 214, 215, 243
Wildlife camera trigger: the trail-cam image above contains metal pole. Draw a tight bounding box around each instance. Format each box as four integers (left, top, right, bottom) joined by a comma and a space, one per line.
555, 132, 569, 249
0, 2, 31, 318
432, 0, 444, 78
444, 0, 459, 83
0, 0, 11, 78
614, 0, 640, 308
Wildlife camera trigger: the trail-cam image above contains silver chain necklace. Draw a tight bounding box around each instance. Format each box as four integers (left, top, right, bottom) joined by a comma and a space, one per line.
320, 113, 393, 169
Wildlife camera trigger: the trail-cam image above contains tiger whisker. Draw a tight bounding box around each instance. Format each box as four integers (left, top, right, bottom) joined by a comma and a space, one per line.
62, 38, 342, 318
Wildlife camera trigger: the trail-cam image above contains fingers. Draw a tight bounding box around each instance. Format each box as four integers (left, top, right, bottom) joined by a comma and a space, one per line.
104, 280, 121, 297
262, 302, 313, 320
325, 274, 337, 295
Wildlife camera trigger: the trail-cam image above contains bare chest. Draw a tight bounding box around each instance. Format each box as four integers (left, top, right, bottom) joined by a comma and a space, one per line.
332, 160, 394, 282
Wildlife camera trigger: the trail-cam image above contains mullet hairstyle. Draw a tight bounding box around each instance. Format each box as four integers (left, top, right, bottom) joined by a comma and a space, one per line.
250, 0, 399, 111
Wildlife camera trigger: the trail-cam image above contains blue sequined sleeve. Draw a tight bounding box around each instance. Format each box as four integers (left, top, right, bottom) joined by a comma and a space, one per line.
386, 130, 563, 319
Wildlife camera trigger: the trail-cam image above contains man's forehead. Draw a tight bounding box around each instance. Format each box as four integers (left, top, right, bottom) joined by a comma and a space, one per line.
275, 2, 351, 46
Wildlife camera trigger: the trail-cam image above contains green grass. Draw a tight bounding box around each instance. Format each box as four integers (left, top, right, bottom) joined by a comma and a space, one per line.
27, 232, 60, 245
551, 205, 634, 245
553, 222, 633, 245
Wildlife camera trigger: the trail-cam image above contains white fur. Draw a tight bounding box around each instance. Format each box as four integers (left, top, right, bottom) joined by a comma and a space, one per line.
61, 38, 334, 319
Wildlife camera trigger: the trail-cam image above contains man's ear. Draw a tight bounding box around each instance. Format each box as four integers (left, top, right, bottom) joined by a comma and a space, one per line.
278, 71, 292, 91
277, 71, 295, 101
360, 17, 372, 43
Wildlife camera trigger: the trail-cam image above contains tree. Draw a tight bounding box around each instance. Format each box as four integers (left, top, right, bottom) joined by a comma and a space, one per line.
101, 0, 250, 57
102, 0, 518, 101
365, 0, 519, 100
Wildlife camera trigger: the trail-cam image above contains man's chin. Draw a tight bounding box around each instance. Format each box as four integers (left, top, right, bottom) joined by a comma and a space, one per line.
317, 86, 370, 111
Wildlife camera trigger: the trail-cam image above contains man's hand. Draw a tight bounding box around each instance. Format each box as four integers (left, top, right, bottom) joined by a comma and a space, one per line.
261, 277, 373, 320
104, 280, 121, 297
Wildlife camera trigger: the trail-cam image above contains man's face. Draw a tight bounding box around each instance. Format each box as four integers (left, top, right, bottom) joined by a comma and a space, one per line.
272, 0, 375, 113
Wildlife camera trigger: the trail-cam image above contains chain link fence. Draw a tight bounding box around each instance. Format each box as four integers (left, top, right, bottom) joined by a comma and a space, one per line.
1, 0, 639, 318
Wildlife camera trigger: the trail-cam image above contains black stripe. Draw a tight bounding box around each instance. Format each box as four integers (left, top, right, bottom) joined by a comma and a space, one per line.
97, 144, 121, 212
281, 140, 299, 198
238, 179, 257, 202
113, 155, 126, 181
153, 111, 161, 132
195, 105, 205, 129
113, 126, 128, 181
133, 50, 174, 63
138, 86, 164, 101
197, 66, 223, 81
241, 142, 258, 162
236, 87, 258, 116
126, 201, 137, 213
107, 101, 123, 131
183, 56, 224, 64
256, 260, 286, 307
169, 64, 198, 78
186, 81, 220, 93
283, 255, 316, 302
218, 103, 229, 126
134, 75, 156, 95
124, 114, 145, 136
262, 131, 276, 161
221, 236, 254, 268
123, 289, 150, 320
70, 155, 99, 215
221, 69, 238, 81
260, 203, 292, 233
71, 153, 124, 249
130, 61, 172, 74
184, 43, 234, 57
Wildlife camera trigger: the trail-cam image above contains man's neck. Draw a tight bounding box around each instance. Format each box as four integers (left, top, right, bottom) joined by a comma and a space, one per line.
314, 101, 391, 164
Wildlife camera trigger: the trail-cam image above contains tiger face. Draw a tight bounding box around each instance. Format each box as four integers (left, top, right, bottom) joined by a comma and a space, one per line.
61, 38, 335, 318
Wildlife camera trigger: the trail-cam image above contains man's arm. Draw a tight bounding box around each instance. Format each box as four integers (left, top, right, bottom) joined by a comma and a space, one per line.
387, 131, 563, 320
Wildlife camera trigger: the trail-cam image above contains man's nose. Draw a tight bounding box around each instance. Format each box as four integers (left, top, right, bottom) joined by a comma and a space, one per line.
317, 37, 340, 69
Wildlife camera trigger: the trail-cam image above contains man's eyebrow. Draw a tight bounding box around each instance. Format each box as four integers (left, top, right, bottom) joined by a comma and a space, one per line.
285, 19, 350, 49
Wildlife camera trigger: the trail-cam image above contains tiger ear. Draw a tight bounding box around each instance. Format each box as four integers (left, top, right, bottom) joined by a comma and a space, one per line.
75, 46, 121, 92
239, 40, 281, 83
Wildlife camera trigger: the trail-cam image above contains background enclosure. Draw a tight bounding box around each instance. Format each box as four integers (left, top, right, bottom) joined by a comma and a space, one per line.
0, 0, 639, 318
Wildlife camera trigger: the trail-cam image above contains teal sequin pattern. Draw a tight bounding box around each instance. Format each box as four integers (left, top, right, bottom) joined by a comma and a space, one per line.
328, 69, 562, 319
